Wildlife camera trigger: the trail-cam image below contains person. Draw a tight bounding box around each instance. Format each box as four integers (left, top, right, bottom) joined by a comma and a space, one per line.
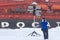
39, 18, 50, 40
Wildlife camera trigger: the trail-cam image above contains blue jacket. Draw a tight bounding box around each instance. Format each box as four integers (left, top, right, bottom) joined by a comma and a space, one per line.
39, 21, 48, 30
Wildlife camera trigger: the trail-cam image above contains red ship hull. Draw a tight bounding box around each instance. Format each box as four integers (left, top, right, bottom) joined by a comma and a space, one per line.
0, 0, 60, 28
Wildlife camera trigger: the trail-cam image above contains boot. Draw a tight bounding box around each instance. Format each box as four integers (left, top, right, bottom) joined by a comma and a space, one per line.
44, 39, 48, 40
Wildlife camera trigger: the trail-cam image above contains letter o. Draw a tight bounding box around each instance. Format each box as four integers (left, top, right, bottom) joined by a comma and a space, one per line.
16, 22, 25, 28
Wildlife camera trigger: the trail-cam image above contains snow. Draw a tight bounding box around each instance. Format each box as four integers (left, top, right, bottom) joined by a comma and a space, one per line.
0, 27, 60, 40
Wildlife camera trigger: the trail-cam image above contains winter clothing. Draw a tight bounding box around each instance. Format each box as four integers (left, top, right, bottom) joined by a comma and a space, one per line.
39, 18, 48, 39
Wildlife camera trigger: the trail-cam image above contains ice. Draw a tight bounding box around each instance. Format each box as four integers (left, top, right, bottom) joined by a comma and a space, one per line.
0, 27, 60, 40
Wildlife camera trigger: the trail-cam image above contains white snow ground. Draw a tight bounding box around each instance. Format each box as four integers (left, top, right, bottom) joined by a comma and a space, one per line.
0, 27, 60, 40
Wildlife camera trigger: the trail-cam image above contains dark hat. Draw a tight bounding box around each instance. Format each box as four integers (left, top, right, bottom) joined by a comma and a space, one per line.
42, 17, 45, 19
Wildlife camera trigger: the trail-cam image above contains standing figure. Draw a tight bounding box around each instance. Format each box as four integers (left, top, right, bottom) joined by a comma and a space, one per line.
39, 18, 49, 40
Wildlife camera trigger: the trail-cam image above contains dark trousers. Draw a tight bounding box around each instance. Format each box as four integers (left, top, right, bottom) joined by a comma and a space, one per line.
42, 29, 48, 39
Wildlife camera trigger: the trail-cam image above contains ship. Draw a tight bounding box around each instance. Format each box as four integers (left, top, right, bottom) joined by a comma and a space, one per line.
0, 0, 60, 28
